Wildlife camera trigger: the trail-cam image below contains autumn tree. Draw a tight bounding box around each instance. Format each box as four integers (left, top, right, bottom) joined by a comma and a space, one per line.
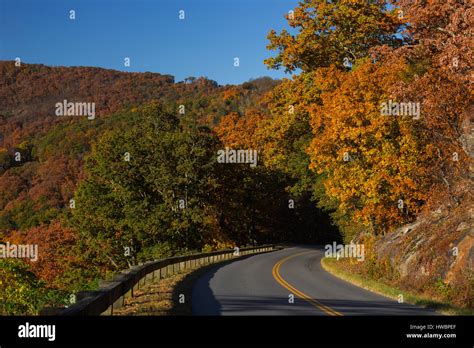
7, 221, 84, 290
384, 0, 473, 204
306, 60, 430, 237
265, 0, 404, 72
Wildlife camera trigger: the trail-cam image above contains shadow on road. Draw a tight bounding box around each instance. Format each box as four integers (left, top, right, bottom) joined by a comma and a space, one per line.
171, 254, 263, 315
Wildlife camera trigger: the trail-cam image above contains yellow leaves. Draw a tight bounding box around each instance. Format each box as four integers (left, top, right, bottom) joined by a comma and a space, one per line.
305, 60, 430, 232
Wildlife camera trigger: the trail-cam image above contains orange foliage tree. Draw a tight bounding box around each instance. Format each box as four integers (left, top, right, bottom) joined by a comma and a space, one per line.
7, 221, 84, 290
306, 60, 430, 235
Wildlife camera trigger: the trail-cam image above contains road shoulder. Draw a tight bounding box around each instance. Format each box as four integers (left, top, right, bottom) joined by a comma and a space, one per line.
321, 257, 472, 315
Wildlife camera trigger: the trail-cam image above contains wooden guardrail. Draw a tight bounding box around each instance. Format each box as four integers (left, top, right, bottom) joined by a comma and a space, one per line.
56, 245, 277, 315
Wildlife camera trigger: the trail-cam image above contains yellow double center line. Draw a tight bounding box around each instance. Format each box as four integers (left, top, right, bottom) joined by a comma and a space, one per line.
272, 251, 343, 316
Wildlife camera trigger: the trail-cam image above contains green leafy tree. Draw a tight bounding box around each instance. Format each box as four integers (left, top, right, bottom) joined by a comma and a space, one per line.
72, 103, 224, 269
0, 259, 47, 315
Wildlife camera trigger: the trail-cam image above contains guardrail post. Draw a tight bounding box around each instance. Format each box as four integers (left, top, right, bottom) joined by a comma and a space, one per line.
113, 295, 125, 311
133, 279, 140, 292
147, 270, 154, 283
125, 288, 133, 300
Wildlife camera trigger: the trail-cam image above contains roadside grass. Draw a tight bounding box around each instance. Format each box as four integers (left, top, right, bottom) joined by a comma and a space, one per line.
113, 262, 215, 315
321, 257, 473, 316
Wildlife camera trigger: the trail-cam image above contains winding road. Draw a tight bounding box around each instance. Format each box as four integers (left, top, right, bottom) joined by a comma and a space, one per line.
192, 246, 437, 315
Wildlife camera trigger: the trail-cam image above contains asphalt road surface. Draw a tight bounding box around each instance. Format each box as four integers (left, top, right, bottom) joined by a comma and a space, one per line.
192, 246, 437, 315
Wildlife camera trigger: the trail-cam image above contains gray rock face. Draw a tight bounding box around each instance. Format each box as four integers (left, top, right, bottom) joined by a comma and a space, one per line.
374, 200, 473, 302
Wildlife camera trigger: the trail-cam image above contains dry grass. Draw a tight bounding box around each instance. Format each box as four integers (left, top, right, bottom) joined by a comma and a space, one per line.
113, 259, 234, 315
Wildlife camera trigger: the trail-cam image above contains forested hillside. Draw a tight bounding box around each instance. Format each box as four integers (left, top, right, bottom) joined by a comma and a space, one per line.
1, 0, 472, 314
0, 62, 332, 314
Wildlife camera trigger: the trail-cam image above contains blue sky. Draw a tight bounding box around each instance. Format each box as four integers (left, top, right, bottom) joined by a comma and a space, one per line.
0, 0, 300, 85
